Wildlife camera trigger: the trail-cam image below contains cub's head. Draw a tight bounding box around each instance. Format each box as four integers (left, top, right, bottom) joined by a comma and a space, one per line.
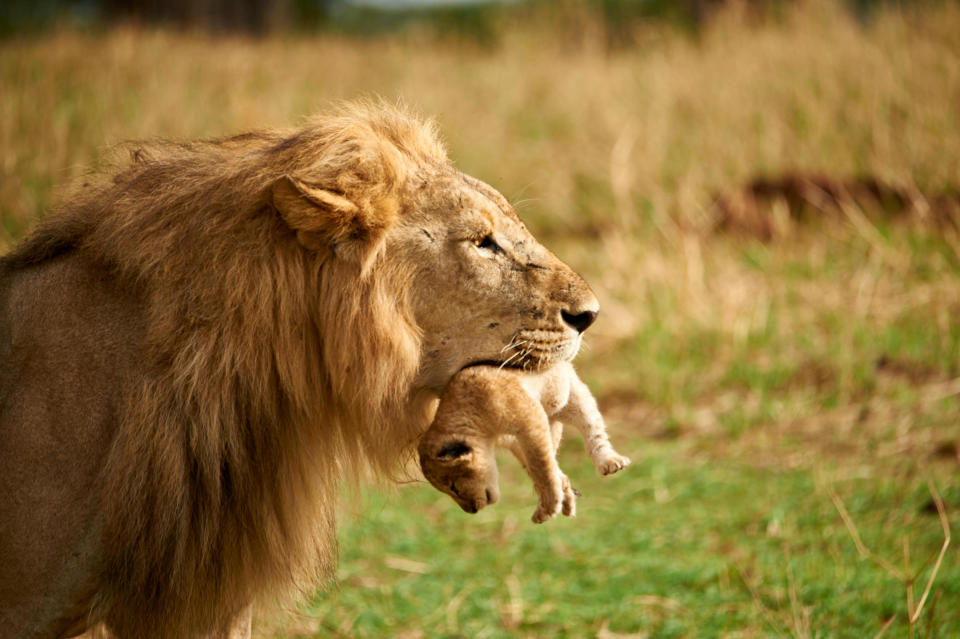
418, 435, 500, 514
270, 103, 598, 397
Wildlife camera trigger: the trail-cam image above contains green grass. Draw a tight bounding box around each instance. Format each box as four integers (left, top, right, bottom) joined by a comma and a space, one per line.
262, 442, 957, 638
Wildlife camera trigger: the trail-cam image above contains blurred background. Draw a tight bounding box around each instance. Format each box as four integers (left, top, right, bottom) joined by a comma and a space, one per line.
2, 0, 958, 636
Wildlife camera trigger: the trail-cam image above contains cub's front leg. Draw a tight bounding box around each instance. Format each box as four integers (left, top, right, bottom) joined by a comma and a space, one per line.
559, 375, 631, 477
502, 434, 567, 523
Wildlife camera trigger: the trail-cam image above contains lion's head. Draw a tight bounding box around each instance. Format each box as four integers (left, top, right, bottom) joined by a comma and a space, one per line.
269, 104, 599, 399
398, 169, 599, 388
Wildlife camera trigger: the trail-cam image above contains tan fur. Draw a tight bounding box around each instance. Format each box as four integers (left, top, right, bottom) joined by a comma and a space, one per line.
419, 362, 629, 524
0, 102, 600, 638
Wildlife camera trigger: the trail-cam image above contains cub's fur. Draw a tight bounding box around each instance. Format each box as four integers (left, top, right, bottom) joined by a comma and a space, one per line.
419, 362, 629, 523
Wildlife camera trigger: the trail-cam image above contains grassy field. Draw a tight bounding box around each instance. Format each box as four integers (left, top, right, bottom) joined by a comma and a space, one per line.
2, 1, 959, 636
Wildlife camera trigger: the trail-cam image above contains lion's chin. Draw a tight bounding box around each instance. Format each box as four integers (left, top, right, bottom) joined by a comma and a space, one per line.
461, 359, 523, 372
460, 333, 581, 374
462, 348, 576, 374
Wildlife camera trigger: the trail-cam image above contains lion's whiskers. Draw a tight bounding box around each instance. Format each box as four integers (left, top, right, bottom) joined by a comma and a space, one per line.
498, 350, 524, 370
500, 339, 528, 355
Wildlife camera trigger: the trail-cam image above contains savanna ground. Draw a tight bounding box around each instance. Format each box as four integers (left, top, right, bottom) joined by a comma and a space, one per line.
2, 1, 958, 636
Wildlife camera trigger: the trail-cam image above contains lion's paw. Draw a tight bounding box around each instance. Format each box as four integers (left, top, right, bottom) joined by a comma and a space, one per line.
596, 452, 631, 477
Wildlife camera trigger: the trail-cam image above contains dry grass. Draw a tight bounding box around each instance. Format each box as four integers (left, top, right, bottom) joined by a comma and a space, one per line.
3, 2, 960, 238
6, 2, 956, 397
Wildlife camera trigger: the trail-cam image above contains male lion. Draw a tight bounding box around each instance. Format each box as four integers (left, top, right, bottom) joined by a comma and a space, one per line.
418, 362, 630, 523
0, 102, 600, 639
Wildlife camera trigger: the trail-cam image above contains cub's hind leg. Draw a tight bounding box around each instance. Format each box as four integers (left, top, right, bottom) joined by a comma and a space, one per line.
548, 420, 577, 517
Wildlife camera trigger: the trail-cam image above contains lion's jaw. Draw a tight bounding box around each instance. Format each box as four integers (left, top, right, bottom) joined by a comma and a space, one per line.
395, 169, 599, 392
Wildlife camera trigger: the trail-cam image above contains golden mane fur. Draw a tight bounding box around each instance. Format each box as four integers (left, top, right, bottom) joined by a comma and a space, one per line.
4, 103, 446, 638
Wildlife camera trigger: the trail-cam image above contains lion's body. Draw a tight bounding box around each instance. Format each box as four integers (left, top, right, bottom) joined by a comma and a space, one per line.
0, 103, 599, 638
0, 255, 143, 639
418, 363, 630, 523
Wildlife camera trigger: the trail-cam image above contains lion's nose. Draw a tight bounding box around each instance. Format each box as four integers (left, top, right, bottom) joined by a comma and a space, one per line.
561, 309, 598, 333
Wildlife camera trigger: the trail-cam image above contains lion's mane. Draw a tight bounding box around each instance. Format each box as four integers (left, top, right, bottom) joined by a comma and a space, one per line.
4, 103, 446, 638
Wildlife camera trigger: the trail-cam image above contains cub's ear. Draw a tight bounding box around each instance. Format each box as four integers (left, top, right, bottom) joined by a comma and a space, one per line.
271, 175, 382, 261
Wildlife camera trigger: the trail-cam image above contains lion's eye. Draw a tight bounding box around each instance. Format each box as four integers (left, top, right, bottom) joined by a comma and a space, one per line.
475, 235, 502, 255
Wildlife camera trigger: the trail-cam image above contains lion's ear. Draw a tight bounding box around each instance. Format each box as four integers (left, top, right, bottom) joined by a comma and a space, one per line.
272, 175, 376, 260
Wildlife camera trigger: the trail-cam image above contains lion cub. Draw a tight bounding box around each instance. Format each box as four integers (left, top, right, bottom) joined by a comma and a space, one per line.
419, 362, 630, 523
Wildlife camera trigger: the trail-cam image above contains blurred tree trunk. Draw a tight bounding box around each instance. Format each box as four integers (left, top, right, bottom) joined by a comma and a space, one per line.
101, 0, 331, 34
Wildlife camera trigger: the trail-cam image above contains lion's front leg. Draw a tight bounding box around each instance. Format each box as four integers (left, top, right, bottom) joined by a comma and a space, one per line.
72, 606, 252, 639
222, 606, 252, 639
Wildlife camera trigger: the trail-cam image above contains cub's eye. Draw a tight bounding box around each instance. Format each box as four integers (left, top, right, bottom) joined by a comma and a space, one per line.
437, 441, 472, 460
475, 235, 502, 255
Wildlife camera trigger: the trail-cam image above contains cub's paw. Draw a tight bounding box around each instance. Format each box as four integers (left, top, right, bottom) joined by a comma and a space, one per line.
596, 453, 631, 477
531, 490, 563, 524
560, 474, 578, 517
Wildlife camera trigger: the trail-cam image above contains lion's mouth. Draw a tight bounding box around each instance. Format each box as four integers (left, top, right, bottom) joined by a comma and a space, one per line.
467, 330, 579, 373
